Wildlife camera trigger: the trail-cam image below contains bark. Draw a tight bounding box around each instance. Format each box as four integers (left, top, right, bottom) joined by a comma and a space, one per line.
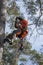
0, 0, 20, 65
0, 0, 6, 46
0, 0, 6, 63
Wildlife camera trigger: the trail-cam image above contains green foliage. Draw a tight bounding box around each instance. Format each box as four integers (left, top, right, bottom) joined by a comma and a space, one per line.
30, 49, 37, 54
6, 0, 20, 30
7, 6, 19, 16
23, 41, 32, 55
23, 49, 30, 55
29, 49, 43, 65
7, 1, 19, 16
36, 0, 41, 4
25, 42, 32, 49
19, 58, 27, 61
1, 37, 43, 65
0, 60, 4, 65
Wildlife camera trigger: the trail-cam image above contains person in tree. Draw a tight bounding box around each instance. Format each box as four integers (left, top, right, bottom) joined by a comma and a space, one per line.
4, 16, 28, 51
14, 17, 28, 39
13, 17, 28, 51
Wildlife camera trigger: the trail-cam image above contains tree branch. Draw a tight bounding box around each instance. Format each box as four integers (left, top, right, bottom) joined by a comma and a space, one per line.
39, 0, 42, 15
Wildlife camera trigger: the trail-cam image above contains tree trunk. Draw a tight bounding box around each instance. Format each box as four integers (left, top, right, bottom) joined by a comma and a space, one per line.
0, 0, 20, 65
0, 0, 6, 63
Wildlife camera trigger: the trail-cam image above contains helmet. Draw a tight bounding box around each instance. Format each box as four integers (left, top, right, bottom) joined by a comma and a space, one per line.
19, 15, 25, 20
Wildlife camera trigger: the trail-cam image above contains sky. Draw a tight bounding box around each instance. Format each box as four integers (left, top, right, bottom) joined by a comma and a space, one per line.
15, 0, 43, 53
5, 0, 43, 53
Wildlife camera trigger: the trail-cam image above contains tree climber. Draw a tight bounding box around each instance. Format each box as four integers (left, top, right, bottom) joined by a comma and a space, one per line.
13, 17, 28, 38
3, 16, 28, 51
13, 17, 28, 51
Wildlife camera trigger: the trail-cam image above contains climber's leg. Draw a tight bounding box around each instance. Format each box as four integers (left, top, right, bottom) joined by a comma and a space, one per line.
12, 29, 21, 35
